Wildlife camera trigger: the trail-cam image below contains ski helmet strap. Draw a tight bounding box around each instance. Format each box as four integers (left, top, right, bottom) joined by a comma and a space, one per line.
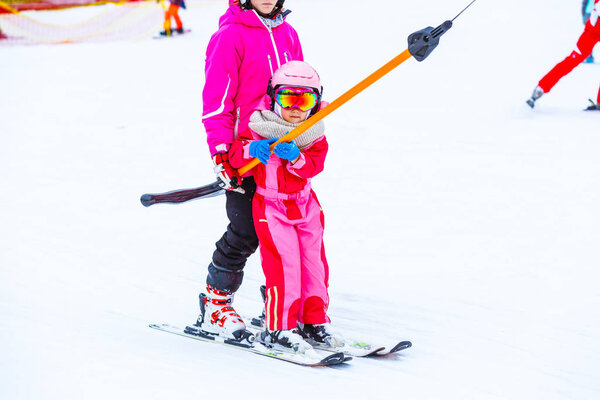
240, 0, 285, 19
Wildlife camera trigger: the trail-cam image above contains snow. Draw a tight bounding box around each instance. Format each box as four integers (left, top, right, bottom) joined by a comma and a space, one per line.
1, 0, 599, 398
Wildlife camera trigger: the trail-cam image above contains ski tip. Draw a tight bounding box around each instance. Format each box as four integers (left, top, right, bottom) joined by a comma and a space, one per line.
320, 352, 349, 365
140, 194, 155, 207
389, 340, 412, 353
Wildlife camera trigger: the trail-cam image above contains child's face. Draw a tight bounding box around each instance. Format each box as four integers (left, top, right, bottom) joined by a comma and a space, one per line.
280, 107, 309, 123
251, 1, 277, 14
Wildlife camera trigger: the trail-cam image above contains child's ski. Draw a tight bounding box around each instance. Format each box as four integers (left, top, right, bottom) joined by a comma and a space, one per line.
149, 323, 350, 367
313, 339, 412, 357
246, 318, 411, 357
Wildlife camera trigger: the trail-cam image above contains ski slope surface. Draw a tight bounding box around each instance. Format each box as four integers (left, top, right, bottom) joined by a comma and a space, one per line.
1, 0, 599, 399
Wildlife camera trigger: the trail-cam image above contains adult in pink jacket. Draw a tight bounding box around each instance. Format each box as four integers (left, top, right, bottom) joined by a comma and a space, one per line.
195, 0, 304, 341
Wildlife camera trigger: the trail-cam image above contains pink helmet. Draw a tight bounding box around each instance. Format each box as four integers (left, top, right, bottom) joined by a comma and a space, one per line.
268, 61, 323, 116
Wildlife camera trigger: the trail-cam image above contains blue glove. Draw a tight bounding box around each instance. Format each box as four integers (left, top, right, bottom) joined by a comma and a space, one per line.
274, 141, 300, 161
249, 138, 277, 164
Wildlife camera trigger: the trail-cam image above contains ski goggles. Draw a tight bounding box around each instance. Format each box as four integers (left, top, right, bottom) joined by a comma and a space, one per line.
274, 86, 319, 112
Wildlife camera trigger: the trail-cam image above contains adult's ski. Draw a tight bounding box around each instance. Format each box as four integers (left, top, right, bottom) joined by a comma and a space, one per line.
149, 323, 350, 367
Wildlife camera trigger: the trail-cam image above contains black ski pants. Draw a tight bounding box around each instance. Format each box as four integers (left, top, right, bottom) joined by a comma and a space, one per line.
207, 177, 258, 292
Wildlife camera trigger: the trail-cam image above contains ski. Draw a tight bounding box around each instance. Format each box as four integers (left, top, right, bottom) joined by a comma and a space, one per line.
152, 29, 192, 40
149, 323, 350, 366
246, 317, 411, 357
314, 339, 412, 357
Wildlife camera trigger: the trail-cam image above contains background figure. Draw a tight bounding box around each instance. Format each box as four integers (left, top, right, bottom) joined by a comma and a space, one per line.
527, 0, 599, 108
161, 0, 186, 36
583, 0, 596, 62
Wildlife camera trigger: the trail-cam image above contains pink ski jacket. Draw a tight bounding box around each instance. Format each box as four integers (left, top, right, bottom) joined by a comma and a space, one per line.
202, 1, 304, 156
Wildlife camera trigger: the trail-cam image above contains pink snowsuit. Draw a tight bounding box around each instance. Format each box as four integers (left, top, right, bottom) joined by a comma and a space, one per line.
229, 110, 330, 331
202, 1, 304, 157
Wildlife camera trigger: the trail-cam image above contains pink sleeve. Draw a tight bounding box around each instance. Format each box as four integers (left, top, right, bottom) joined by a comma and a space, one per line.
287, 136, 328, 179
202, 28, 241, 156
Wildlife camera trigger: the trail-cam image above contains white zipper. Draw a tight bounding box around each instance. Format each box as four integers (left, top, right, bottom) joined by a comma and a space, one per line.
267, 54, 274, 76
254, 10, 281, 69
283, 51, 289, 63
234, 107, 240, 138
267, 27, 282, 68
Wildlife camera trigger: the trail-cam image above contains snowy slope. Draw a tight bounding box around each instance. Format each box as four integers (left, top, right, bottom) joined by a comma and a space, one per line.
1, 0, 599, 399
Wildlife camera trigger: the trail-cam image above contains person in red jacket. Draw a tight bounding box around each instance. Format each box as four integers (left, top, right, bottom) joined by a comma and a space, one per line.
527, 0, 599, 108
229, 61, 343, 353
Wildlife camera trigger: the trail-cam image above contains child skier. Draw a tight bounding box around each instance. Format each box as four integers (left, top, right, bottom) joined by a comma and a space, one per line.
160, 0, 186, 36
229, 61, 342, 353
527, 0, 599, 108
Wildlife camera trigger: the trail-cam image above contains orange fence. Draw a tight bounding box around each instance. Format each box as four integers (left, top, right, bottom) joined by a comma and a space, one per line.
0, 0, 162, 44
0, 0, 144, 14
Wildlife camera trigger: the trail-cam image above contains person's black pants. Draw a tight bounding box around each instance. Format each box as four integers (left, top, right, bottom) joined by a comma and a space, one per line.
207, 177, 258, 292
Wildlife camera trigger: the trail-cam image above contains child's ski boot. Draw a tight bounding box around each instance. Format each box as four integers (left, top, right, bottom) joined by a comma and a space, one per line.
297, 322, 344, 348
259, 328, 314, 354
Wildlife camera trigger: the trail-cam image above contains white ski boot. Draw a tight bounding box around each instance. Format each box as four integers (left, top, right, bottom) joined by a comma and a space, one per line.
298, 322, 345, 348
259, 328, 314, 355
526, 86, 544, 108
196, 285, 247, 339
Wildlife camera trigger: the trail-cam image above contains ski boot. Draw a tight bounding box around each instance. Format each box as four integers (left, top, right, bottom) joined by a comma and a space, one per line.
585, 99, 600, 111
526, 86, 544, 108
159, 29, 172, 37
175, 27, 184, 34
259, 328, 314, 354
250, 285, 267, 328
297, 322, 345, 348
195, 285, 250, 341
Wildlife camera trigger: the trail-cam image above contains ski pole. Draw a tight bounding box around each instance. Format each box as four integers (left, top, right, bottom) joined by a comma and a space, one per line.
140, 0, 477, 207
